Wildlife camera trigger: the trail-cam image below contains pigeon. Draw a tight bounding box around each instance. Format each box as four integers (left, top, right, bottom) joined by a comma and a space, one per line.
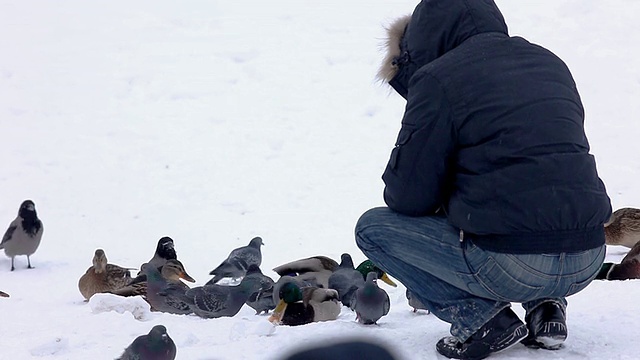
116, 259, 195, 299
117, 325, 176, 360
328, 253, 365, 307
406, 289, 430, 313
0, 200, 44, 271
351, 272, 390, 325
208, 236, 264, 284
183, 274, 263, 318
206, 257, 248, 285
243, 264, 276, 314
0, 290, 8, 298
78, 249, 135, 301
273, 255, 339, 289
139, 261, 195, 314
146, 236, 178, 269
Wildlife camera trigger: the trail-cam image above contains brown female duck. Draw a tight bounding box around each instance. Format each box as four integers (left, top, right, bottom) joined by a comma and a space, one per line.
78, 249, 135, 301
605, 207, 640, 248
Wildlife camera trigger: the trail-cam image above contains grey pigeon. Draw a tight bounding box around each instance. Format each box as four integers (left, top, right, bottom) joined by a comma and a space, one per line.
406, 289, 430, 313
208, 236, 264, 283
206, 257, 248, 285
118, 325, 176, 360
272, 255, 338, 288
184, 274, 262, 318
120, 257, 194, 299
147, 236, 178, 269
351, 272, 390, 325
0, 200, 43, 271
328, 253, 365, 307
142, 261, 195, 315
243, 264, 276, 314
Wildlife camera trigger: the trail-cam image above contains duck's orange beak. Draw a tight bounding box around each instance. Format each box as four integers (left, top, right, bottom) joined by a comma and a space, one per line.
380, 273, 397, 287
268, 299, 288, 325
180, 269, 196, 283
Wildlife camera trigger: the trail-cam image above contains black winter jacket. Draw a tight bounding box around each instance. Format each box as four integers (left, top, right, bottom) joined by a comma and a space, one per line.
381, 0, 611, 253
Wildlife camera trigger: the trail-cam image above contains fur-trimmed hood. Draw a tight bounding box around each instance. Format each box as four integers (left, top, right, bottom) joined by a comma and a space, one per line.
378, 0, 508, 97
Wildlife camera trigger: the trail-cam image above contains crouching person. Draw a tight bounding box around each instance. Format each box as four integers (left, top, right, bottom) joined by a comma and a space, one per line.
355, 1, 611, 359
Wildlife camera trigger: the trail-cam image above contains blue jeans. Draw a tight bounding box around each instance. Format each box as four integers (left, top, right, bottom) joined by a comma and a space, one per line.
355, 207, 605, 341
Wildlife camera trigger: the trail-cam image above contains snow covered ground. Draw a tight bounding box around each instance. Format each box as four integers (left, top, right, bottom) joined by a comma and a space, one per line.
1, 0, 639, 359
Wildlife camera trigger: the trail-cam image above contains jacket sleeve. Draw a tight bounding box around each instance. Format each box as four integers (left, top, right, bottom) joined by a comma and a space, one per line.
382, 71, 456, 216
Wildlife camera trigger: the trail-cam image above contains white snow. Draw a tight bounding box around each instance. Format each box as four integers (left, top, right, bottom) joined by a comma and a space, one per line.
1, 0, 639, 359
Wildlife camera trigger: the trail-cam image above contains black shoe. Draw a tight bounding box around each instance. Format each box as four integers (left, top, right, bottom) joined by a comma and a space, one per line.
436, 308, 528, 360
521, 301, 567, 350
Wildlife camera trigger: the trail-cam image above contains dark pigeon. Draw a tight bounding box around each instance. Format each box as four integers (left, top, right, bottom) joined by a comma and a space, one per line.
117, 325, 176, 360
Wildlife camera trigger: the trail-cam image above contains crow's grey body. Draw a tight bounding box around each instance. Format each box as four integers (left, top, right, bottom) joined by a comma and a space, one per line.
0, 200, 43, 271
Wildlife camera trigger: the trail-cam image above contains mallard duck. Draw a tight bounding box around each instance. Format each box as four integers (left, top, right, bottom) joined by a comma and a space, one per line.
117, 325, 176, 360
351, 272, 390, 325
328, 253, 365, 307
273, 255, 339, 289
1, 200, 43, 271
113, 259, 195, 299
355, 260, 397, 288
605, 207, 640, 248
596, 240, 640, 280
78, 249, 135, 301
0, 290, 9, 298
406, 289, 430, 313
243, 264, 276, 315
208, 236, 264, 284
143, 261, 195, 314
268, 281, 340, 326
183, 273, 263, 318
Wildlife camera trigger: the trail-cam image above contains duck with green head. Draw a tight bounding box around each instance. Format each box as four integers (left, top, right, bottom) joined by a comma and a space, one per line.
268, 280, 340, 326
596, 240, 640, 280
355, 260, 397, 288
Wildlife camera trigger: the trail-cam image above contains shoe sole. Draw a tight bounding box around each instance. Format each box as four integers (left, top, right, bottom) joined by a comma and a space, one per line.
490, 324, 528, 353
437, 323, 528, 360
522, 321, 567, 350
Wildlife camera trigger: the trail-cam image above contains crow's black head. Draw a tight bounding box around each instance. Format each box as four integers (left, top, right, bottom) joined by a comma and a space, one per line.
155, 236, 177, 260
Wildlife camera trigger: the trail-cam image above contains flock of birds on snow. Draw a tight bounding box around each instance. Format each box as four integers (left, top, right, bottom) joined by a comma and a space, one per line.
2, 199, 640, 359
